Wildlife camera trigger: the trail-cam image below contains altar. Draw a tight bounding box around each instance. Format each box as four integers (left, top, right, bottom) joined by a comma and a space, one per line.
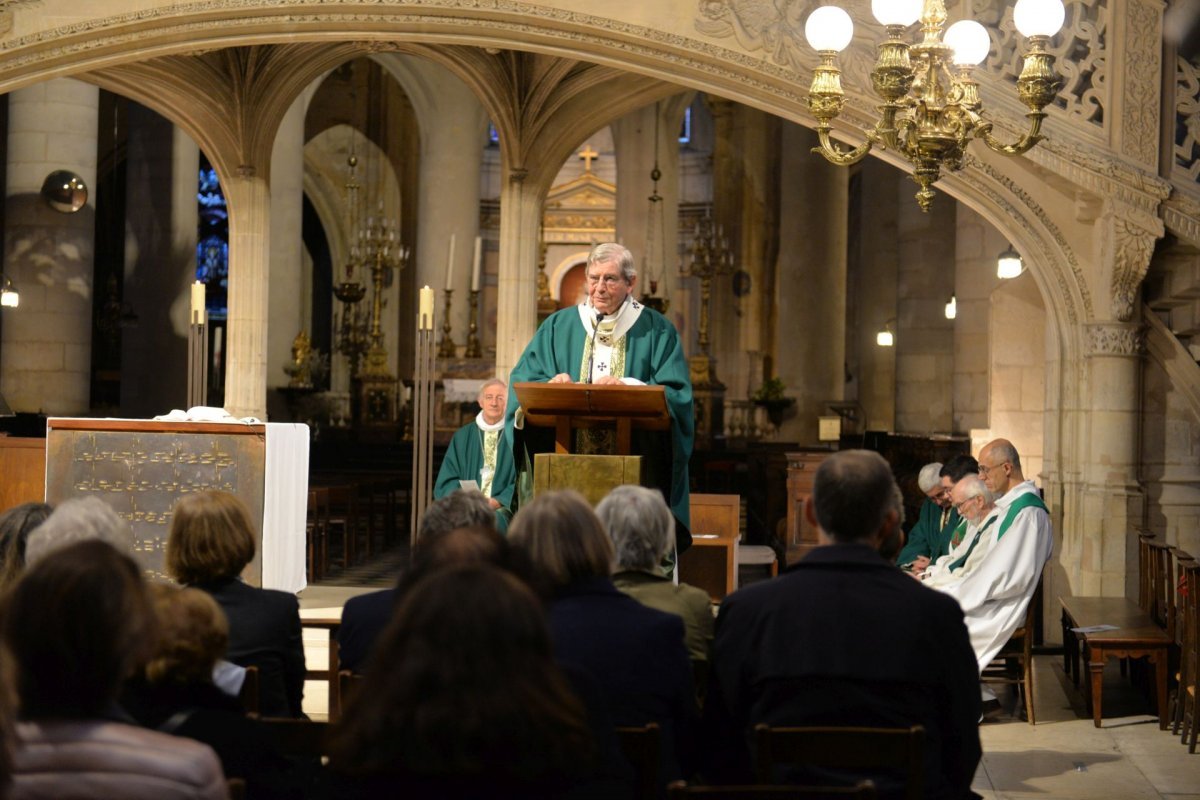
45, 418, 309, 593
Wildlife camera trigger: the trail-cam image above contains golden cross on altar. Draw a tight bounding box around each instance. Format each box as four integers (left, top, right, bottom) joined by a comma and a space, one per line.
578, 145, 599, 172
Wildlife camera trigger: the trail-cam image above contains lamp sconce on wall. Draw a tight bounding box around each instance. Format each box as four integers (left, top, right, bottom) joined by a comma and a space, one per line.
944, 295, 957, 319
876, 319, 895, 347
0, 274, 18, 308
997, 245, 1023, 279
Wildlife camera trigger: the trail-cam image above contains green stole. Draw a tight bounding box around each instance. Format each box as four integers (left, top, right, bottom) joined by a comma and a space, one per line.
946, 491, 1048, 572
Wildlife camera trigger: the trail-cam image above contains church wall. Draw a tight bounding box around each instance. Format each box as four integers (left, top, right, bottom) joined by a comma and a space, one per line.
267, 93, 307, 391
894, 185, 956, 434
951, 206, 1006, 434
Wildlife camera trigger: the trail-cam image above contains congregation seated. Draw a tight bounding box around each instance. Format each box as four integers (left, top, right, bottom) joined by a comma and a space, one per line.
1, 539, 226, 799
596, 485, 713, 663
702, 450, 981, 799
0, 501, 51, 591
335, 490, 496, 674
325, 564, 627, 799
509, 490, 696, 786
121, 583, 308, 799
167, 490, 307, 718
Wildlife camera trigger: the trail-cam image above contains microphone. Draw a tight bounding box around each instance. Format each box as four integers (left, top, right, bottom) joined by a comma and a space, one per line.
585, 311, 606, 384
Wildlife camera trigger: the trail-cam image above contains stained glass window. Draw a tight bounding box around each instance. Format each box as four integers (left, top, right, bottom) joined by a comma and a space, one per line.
196, 155, 228, 320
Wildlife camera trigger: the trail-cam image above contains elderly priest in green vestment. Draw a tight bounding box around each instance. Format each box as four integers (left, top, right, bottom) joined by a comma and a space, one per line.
434, 378, 512, 531
494, 243, 695, 549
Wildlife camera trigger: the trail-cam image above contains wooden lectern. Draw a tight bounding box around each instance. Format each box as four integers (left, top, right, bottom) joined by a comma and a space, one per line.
513, 382, 671, 455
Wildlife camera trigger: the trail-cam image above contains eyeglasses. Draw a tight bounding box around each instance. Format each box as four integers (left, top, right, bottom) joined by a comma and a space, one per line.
586, 273, 625, 288
978, 462, 1008, 475
953, 496, 979, 512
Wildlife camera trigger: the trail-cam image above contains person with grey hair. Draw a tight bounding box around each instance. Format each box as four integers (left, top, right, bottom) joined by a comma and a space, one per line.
919, 475, 997, 587
597, 485, 713, 663
704, 450, 981, 798
434, 377, 513, 532
895, 460, 959, 572
497, 241, 695, 558
24, 496, 133, 567
336, 490, 497, 673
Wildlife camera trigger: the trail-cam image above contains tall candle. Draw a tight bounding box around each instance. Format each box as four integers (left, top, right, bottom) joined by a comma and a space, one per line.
419, 285, 435, 330
445, 234, 456, 290
471, 236, 482, 292
190, 281, 205, 323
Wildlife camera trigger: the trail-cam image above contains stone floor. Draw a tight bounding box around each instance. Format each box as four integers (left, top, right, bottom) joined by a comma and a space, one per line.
296, 585, 1200, 798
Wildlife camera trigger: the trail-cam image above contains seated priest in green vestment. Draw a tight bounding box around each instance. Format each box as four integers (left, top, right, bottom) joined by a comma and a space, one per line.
434, 378, 512, 532
494, 243, 695, 551
897, 455, 978, 572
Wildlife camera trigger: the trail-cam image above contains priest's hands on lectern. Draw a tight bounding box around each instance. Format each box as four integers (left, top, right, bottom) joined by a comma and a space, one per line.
493, 243, 695, 550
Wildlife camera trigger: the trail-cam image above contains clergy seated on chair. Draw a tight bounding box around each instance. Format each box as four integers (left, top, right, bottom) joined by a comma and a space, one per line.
495, 242, 695, 553
509, 490, 697, 788
925, 439, 1052, 679
896, 455, 978, 574
597, 484, 714, 664
702, 450, 981, 800
917, 476, 996, 588
434, 378, 513, 532
336, 491, 496, 674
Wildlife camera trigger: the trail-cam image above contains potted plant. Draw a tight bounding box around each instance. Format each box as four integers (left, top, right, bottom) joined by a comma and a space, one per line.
751, 377, 794, 427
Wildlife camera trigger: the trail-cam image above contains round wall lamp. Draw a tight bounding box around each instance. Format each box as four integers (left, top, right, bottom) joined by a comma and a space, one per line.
997, 245, 1024, 279
41, 170, 88, 213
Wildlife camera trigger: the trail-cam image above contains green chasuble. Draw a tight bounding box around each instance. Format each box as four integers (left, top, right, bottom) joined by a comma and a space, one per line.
434, 419, 512, 532
494, 301, 695, 541
897, 498, 961, 565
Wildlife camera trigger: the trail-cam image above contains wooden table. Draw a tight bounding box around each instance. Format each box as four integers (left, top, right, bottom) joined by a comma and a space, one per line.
1060, 596, 1171, 729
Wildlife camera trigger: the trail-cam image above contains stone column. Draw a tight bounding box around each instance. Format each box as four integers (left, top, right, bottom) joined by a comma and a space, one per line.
268, 93, 307, 390
415, 80, 486, 359
775, 124, 846, 444
851, 159, 899, 431
120, 103, 198, 417
894, 184, 956, 433
1, 79, 99, 415
223, 168, 271, 420
1078, 321, 1144, 598
494, 170, 543, 379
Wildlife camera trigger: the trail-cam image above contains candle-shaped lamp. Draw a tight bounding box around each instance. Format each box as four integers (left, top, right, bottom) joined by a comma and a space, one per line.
419, 285, 435, 330
444, 234, 456, 290
471, 236, 482, 292
190, 281, 206, 324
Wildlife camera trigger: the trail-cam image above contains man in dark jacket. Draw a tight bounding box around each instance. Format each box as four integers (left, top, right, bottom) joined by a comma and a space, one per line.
704, 449, 982, 800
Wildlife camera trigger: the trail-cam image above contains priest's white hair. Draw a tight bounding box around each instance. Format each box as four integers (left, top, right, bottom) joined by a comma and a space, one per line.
588, 242, 637, 281
918, 462, 944, 493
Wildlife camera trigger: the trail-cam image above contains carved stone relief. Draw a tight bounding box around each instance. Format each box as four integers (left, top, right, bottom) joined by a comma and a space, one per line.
1119, 0, 1162, 167
1085, 322, 1143, 356
1175, 55, 1200, 186
1109, 211, 1162, 321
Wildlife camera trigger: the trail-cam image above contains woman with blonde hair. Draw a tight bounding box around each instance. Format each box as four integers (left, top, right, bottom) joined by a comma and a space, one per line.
167, 490, 305, 718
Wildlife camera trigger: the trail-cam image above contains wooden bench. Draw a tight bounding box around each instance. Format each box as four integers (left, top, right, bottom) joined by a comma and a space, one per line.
1060, 596, 1171, 729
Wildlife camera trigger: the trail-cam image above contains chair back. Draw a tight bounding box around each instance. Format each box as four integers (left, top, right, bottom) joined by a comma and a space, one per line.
338, 669, 363, 711
667, 780, 876, 798
753, 724, 923, 800
616, 722, 661, 800
258, 718, 333, 761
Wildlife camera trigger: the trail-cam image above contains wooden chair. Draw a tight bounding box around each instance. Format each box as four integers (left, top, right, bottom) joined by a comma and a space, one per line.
338, 669, 363, 712
258, 718, 333, 760
325, 483, 358, 568
1170, 551, 1196, 734
981, 580, 1040, 723
1179, 559, 1200, 752
667, 781, 875, 799
616, 722, 661, 800
753, 725, 923, 800
238, 665, 260, 717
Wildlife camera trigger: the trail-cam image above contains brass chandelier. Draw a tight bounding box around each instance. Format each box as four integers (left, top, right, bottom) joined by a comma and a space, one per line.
803, 0, 1064, 211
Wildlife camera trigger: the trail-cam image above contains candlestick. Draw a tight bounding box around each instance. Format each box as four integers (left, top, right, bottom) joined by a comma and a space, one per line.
471, 236, 482, 292
445, 234, 456, 290
438, 289, 458, 358
190, 280, 206, 324
464, 288, 482, 358
418, 285, 434, 330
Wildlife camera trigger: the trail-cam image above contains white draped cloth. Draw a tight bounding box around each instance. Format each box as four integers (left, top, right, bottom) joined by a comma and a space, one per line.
930, 480, 1053, 672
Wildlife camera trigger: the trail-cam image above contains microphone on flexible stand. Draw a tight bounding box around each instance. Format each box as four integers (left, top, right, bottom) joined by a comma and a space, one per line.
584, 311, 606, 384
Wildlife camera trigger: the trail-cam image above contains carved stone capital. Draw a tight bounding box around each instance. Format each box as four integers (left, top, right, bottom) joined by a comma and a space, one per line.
237, 164, 256, 179
1106, 210, 1163, 322
1085, 323, 1144, 357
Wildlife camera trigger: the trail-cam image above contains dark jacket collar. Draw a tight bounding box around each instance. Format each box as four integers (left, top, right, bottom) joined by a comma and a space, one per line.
553, 575, 622, 601
786, 542, 895, 573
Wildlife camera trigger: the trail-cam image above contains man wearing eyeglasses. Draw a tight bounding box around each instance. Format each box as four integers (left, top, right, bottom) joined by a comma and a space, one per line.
934, 438, 1052, 676
496, 243, 694, 550
920, 475, 997, 587
896, 462, 959, 572
434, 378, 513, 532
